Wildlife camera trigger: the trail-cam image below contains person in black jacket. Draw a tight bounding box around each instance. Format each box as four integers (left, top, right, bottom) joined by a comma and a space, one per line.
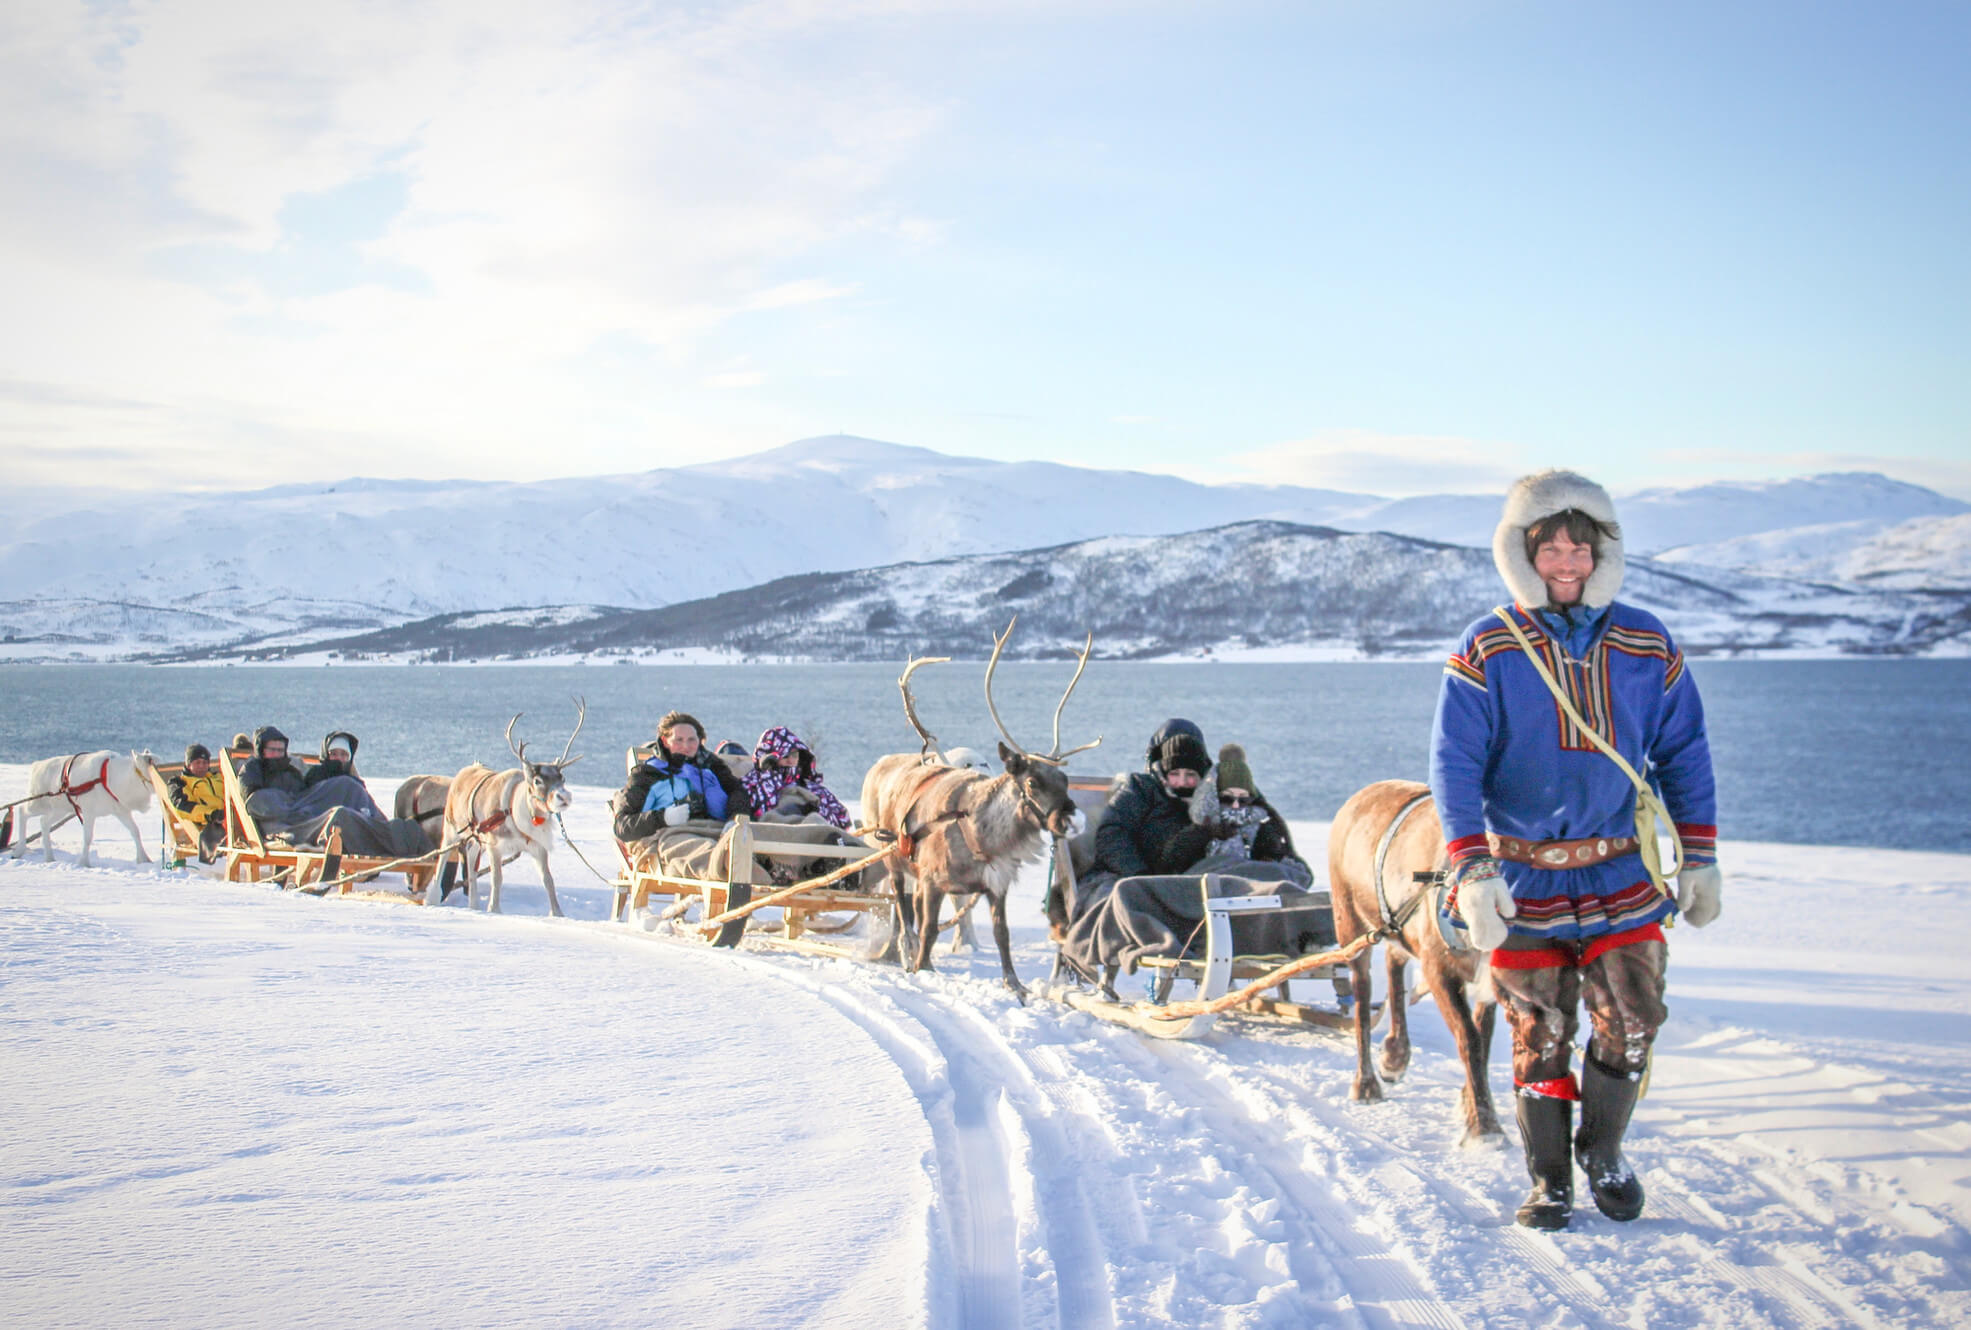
612, 711, 749, 847
305, 731, 360, 787
1091, 718, 1216, 883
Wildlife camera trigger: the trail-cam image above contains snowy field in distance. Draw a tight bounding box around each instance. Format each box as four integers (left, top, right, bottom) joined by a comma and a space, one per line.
3, 764, 1969, 1329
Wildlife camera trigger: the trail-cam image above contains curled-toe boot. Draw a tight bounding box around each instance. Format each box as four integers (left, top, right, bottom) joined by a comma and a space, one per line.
1576, 1057, 1647, 1221
1514, 1091, 1575, 1231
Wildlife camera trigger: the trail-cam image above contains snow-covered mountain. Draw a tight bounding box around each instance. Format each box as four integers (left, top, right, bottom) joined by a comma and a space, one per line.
201, 521, 1971, 664
5, 435, 1965, 658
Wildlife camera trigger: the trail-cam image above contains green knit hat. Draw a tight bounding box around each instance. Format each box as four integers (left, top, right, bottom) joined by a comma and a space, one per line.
1215, 743, 1258, 798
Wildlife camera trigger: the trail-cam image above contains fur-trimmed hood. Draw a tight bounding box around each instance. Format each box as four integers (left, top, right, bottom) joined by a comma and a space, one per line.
1492, 469, 1625, 609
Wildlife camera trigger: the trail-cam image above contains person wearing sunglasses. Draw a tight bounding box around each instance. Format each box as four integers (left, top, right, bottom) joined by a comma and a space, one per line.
1185, 743, 1311, 886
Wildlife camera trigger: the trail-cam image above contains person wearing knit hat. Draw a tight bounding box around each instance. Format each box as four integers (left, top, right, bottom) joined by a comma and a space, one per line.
168, 743, 225, 862
1430, 468, 1722, 1232
1185, 743, 1311, 883
610, 709, 750, 847
1071, 720, 1219, 922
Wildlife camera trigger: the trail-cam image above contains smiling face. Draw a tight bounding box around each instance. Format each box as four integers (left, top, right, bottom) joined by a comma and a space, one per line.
663, 725, 701, 759
1533, 530, 1596, 607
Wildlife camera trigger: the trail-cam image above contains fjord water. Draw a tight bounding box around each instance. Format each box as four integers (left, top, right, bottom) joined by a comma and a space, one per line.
1, 660, 1965, 852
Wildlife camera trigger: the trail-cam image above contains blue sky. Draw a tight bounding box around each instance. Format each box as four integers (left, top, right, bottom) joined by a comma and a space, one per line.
3, 1, 1966, 497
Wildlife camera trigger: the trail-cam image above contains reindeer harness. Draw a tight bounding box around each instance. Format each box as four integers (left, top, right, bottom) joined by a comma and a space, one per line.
59, 755, 119, 819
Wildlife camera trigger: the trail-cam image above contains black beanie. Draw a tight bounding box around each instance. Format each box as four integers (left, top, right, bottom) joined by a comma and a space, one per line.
185, 743, 211, 765
1156, 733, 1212, 777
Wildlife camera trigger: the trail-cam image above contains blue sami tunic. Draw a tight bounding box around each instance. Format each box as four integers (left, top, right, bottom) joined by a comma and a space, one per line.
1429, 602, 1719, 942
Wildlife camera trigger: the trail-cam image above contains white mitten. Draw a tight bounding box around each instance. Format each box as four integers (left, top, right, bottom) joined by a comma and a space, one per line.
662, 802, 691, 827
1676, 863, 1723, 928
1454, 858, 1517, 950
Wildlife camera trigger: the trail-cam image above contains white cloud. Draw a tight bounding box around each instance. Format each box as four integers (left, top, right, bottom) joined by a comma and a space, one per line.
1226, 428, 1527, 495
0, 0, 992, 480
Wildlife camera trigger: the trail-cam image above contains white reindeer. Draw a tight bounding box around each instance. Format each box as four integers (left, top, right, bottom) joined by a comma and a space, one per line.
432, 700, 585, 916
10, 751, 157, 868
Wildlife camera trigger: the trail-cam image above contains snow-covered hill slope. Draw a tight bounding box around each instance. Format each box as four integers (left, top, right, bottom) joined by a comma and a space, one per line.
4, 436, 1964, 658
236, 520, 1971, 663
1661, 512, 1971, 590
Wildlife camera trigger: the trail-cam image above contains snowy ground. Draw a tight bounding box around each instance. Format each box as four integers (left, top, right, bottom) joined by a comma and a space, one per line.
4, 766, 1968, 1329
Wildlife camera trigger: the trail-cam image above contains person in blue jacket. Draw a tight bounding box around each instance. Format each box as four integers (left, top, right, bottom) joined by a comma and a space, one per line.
1429, 469, 1724, 1232
612, 711, 749, 845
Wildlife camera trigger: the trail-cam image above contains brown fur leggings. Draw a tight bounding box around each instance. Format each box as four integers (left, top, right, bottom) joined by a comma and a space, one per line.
1493, 936, 1667, 1085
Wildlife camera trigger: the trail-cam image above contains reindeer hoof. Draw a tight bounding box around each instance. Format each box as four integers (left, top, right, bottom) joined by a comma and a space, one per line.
1458, 1124, 1507, 1150
1350, 1077, 1386, 1104
1005, 980, 1029, 1006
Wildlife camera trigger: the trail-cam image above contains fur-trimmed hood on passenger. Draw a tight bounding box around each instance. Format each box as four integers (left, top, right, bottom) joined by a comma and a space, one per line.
1492, 469, 1625, 609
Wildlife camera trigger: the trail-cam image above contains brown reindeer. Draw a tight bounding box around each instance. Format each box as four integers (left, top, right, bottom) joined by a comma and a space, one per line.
1329, 778, 1502, 1146
859, 619, 1100, 1002
434, 699, 585, 917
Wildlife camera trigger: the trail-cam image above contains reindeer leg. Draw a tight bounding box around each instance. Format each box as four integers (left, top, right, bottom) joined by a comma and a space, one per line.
77, 815, 94, 868
1347, 937, 1384, 1104
1472, 981, 1503, 1139
988, 891, 1027, 1005
909, 887, 943, 975
488, 844, 504, 914
1380, 948, 1414, 1083
118, 807, 151, 864
537, 846, 563, 918
463, 844, 480, 911
1425, 955, 1502, 1145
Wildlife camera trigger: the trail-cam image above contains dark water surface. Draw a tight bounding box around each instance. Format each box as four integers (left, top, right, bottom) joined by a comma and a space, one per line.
1, 660, 1965, 852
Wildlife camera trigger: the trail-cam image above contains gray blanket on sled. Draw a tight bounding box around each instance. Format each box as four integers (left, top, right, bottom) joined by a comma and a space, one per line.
1060, 855, 1334, 984
245, 774, 430, 859
626, 817, 878, 888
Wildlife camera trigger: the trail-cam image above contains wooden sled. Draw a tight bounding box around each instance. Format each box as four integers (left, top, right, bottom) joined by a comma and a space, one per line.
1037, 779, 1365, 1040
612, 816, 900, 959
218, 748, 435, 898
609, 746, 898, 960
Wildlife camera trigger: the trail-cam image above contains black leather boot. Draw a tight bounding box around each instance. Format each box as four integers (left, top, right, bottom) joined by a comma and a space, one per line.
1576, 1057, 1647, 1221
1514, 1091, 1575, 1230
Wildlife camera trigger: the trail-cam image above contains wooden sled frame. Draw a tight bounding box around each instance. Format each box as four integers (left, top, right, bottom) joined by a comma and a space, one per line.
609, 746, 897, 959
1040, 778, 1363, 1040
217, 748, 436, 898
145, 760, 211, 866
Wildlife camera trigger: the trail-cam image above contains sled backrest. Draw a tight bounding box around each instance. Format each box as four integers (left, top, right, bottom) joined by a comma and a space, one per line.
147, 761, 205, 858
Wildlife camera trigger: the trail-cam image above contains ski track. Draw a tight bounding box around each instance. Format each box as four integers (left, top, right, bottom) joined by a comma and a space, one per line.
10, 821, 1971, 1330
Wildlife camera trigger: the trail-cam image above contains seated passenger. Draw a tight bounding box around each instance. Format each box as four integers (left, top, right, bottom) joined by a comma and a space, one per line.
742, 727, 851, 829
238, 725, 425, 860
1185, 744, 1313, 887
168, 743, 227, 863
305, 731, 361, 787
613, 716, 866, 893
1080, 718, 1216, 911
1060, 723, 1329, 996
612, 711, 749, 846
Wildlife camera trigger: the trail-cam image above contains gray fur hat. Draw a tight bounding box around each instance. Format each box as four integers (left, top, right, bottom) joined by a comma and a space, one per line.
1493, 469, 1625, 609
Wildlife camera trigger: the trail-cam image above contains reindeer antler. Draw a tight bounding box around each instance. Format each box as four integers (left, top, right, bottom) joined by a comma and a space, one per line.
899, 655, 951, 761
505, 712, 528, 765
984, 616, 1101, 767
1048, 632, 1102, 762
557, 694, 586, 768
984, 617, 1026, 758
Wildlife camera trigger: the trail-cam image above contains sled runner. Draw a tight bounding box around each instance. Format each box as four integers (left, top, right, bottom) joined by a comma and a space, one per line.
218, 749, 437, 898
1038, 778, 1366, 1040
609, 745, 901, 960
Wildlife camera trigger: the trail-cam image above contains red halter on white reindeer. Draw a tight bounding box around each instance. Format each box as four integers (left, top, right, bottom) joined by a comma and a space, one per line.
5, 750, 158, 868
432, 698, 585, 917
859, 618, 1100, 1002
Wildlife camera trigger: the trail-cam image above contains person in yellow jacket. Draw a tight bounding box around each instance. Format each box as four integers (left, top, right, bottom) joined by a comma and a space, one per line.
169, 744, 226, 862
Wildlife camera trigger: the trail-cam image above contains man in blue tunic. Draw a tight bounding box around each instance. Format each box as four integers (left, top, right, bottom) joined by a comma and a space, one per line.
1430, 469, 1725, 1231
